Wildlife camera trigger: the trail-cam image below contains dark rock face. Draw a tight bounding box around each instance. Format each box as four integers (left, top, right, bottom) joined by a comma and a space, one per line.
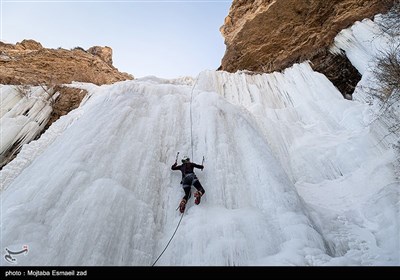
310, 50, 361, 99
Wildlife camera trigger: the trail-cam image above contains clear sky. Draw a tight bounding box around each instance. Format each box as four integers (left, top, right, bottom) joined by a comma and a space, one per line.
1, 0, 232, 78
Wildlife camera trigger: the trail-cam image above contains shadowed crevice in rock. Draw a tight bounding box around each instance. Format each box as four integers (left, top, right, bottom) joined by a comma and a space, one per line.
310, 49, 361, 99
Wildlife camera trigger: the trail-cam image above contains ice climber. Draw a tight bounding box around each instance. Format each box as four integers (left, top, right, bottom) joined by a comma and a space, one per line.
171, 156, 205, 213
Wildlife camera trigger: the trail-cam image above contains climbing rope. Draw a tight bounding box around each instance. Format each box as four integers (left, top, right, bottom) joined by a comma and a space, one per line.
151, 211, 185, 266
151, 76, 199, 266
189, 76, 199, 160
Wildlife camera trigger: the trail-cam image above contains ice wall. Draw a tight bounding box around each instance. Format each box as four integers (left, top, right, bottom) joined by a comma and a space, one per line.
0, 85, 56, 167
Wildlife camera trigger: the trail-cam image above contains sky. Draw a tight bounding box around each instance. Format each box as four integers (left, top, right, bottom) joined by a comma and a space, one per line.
0, 0, 233, 78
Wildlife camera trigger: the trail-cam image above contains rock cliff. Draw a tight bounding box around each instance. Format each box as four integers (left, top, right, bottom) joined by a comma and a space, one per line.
0, 39, 133, 85
219, 0, 392, 97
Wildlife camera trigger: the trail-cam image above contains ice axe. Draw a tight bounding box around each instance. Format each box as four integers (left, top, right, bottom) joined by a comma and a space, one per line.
175, 152, 179, 164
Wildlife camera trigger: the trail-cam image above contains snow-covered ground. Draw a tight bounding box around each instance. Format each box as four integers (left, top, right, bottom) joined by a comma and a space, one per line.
0, 19, 398, 266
